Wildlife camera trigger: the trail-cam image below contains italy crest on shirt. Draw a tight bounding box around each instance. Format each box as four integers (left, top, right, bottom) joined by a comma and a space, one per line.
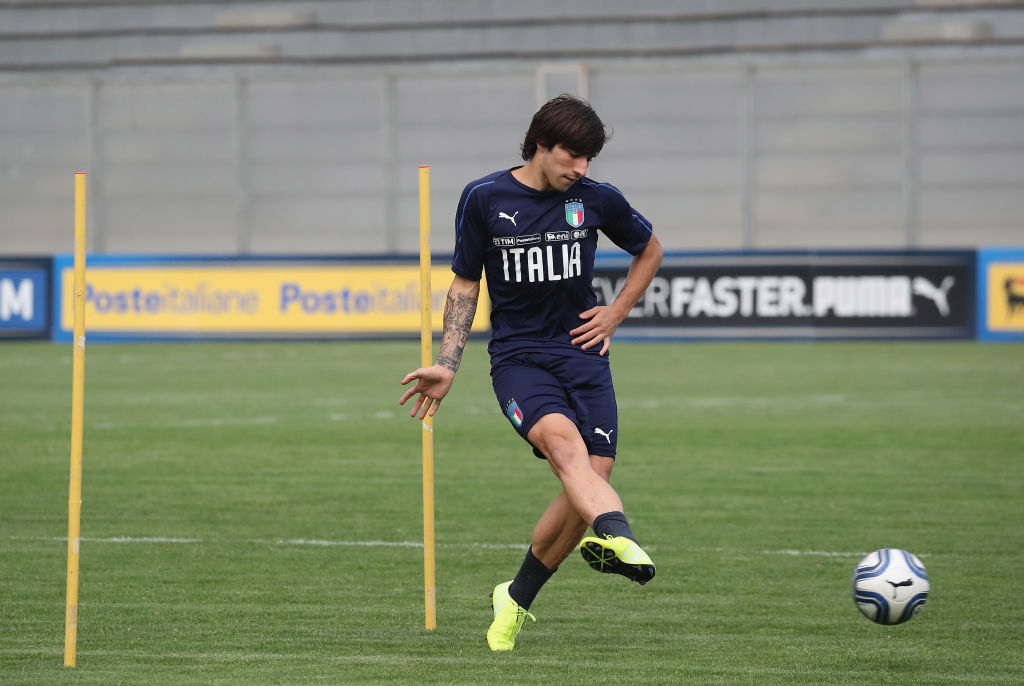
565, 201, 584, 228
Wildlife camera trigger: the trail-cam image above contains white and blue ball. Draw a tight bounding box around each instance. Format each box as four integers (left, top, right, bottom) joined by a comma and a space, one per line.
852, 548, 929, 625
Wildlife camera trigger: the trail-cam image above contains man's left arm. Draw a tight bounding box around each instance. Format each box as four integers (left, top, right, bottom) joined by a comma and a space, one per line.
571, 233, 663, 356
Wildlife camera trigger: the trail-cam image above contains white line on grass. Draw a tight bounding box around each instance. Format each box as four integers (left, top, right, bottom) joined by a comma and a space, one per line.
9, 536, 880, 557
619, 393, 847, 409
764, 549, 868, 558
175, 416, 278, 428
7, 535, 527, 550
8, 536, 204, 544
92, 416, 278, 430
697, 546, 871, 558
99, 536, 205, 543
277, 538, 425, 548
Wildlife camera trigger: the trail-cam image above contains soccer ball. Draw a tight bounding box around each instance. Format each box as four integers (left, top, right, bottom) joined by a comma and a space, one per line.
852, 548, 929, 625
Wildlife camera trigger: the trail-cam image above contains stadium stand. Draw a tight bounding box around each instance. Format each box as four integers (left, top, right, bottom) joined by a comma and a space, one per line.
1, 1, 1022, 254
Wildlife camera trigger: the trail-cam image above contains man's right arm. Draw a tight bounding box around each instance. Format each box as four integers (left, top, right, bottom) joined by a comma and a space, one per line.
399, 275, 481, 419
436, 275, 481, 374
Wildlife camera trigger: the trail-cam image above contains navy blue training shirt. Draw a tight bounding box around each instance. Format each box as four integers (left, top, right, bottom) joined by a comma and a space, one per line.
452, 168, 654, 365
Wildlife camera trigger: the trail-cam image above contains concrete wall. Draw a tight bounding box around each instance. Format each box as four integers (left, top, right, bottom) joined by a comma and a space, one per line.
1, 1, 1022, 256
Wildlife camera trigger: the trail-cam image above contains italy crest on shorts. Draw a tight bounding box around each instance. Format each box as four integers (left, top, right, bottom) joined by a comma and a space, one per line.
565, 201, 584, 228
505, 399, 523, 428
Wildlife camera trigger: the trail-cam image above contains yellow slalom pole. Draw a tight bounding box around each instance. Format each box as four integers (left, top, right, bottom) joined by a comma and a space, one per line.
64, 172, 87, 667
418, 165, 437, 631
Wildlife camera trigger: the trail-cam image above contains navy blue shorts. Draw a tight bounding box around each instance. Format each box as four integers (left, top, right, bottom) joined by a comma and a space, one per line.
490, 351, 618, 459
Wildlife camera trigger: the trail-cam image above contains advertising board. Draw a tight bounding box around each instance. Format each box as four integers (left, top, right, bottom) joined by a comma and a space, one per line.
595, 251, 975, 340
52, 256, 488, 341
976, 247, 1024, 342
0, 259, 50, 339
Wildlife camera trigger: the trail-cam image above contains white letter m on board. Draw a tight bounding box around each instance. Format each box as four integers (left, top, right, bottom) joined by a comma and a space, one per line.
0, 278, 33, 321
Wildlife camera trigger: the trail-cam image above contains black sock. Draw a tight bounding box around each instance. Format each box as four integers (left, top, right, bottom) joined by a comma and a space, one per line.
592, 511, 638, 544
507, 547, 555, 610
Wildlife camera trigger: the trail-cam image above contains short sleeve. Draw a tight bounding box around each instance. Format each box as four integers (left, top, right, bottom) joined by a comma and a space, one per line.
451, 180, 491, 280
597, 183, 654, 256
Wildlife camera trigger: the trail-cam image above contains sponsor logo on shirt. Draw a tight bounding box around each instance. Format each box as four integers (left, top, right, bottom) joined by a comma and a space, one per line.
499, 242, 583, 283
498, 211, 519, 226
492, 236, 516, 247
515, 234, 542, 246
545, 231, 571, 242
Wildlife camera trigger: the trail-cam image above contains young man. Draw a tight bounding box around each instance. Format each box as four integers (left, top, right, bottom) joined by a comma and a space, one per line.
399, 94, 663, 651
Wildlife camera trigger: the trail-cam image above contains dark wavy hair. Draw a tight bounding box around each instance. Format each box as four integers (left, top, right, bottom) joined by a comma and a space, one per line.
520, 94, 610, 161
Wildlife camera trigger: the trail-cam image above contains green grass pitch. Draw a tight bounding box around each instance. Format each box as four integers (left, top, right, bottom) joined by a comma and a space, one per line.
1, 340, 1022, 685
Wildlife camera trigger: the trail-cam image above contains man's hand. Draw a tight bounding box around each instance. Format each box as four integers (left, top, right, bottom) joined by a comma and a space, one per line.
570, 305, 625, 356
573, 235, 662, 355
399, 365, 456, 419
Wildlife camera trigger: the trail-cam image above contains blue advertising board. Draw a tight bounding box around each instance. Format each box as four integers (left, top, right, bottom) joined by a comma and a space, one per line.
0, 259, 51, 339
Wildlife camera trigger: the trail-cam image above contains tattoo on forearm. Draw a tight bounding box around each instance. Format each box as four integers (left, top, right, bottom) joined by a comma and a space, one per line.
437, 291, 478, 372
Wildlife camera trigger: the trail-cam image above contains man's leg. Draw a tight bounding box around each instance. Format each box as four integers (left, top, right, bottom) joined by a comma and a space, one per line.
502, 454, 613, 620
488, 414, 652, 651
528, 413, 654, 585
527, 413, 622, 524
530, 455, 613, 570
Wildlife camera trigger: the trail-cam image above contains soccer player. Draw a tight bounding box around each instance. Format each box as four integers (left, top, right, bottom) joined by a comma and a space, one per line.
399, 94, 663, 651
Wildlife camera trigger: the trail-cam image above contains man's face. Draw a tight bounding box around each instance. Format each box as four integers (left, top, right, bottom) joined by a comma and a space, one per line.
536, 143, 590, 192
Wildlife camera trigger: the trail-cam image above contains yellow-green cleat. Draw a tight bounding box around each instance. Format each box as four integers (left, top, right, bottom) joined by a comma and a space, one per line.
579, 535, 656, 585
486, 581, 536, 652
